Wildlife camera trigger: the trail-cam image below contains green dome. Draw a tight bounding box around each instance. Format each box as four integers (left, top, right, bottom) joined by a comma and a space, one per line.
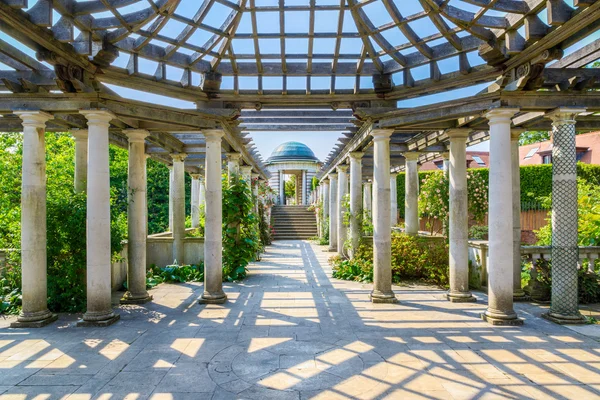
267, 142, 318, 163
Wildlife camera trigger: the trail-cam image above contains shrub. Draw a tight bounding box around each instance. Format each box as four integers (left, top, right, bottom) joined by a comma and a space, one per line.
144, 263, 204, 288
468, 225, 488, 240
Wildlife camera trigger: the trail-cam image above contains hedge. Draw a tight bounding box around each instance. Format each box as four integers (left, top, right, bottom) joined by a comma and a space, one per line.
396, 163, 600, 216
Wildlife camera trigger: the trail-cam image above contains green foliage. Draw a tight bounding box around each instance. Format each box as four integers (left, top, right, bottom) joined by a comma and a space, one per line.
311, 176, 319, 191
0, 265, 21, 314
285, 175, 296, 201
145, 263, 204, 288
518, 131, 550, 146
222, 174, 260, 282
418, 172, 449, 234
536, 179, 600, 246
468, 225, 488, 240
330, 233, 450, 286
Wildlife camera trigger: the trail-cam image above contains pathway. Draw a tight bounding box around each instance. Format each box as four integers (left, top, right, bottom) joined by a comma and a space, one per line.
2, 240, 600, 399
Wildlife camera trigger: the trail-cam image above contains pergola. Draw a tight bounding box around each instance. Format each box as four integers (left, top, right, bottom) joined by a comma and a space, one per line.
0, 0, 599, 328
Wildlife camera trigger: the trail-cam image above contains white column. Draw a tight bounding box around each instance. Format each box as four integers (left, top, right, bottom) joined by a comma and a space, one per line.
370, 129, 397, 303
337, 165, 349, 255
322, 179, 330, 240
121, 129, 152, 304
363, 181, 372, 220
447, 130, 475, 303
226, 152, 241, 181
349, 152, 364, 257
200, 130, 227, 304
79, 110, 119, 326
544, 108, 587, 324
168, 165, 174, 231
279, 170, 285, 205
199, 174, 206, 217
441, 151, 450, 176
390, 172, 398, 226
328, 173, 338, 252
483, 108, 522, 326
171, 153, 187, 265
252, 173, 260, 214
191, 173, 201, 229
72, 129, 88, 194
11, 111, 56, 328
302, 170, 308, 205
404, 153, 420, 235
241, 165, 252, 193
511, 132, 527, 301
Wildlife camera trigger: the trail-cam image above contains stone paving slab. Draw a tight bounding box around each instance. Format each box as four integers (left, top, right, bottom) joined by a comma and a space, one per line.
2, 240, 600, 399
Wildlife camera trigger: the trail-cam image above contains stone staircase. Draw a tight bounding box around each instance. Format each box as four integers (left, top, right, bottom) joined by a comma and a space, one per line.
271, 205, 318, 240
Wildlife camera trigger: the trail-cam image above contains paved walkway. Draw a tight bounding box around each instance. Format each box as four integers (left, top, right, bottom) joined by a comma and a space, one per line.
2, 240, 600, 399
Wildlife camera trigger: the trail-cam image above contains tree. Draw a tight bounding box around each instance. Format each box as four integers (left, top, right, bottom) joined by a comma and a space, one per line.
285, 175, 296, 200
519, 131, 550, 146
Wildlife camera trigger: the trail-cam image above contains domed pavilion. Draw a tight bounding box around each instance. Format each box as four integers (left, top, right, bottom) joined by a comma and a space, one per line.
266, 142, 320, 205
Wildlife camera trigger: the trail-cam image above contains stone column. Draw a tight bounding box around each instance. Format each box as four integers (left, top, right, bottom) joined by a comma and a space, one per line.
370, 129, 397, 303
121, 129, 152, 305
482, 108, 522, 326
279, 170, 285, 205
78, 110, 119, 326
168, 165, 174, 231
241, 165, 252, 193
252, 172, 260, 214
390, 172, 398, 226
302, 170, 308, 205
363, 181, 372, 220
171, 153, 187, 265
11, 111, 56, 328
349, 152, 364, 257
200, 130, 227, 304
328, 173, 338, 252
441, 151, 450, 176
227, 152, 241, 181
337, 165, 349, 255
72, 129, 88, 193
544, 108, 587, 324
191, 173, 201, 229
322, 179, 330, 240
511, 131, 527, 301
404, 152, 420, 235
447, 129, 475, 303
199, 173, 206, 216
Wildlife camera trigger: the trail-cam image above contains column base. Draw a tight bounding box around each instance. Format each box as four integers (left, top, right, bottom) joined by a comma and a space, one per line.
10, 314, 58, 328
370, 290, 398, 304
542, 312, 587, 325
447, 293, 477, 303
481, 310, 523, 326
199, 291, 227, 305
77, 314, 120, 327
513, 291, 530, 302
120, 292, 153, 305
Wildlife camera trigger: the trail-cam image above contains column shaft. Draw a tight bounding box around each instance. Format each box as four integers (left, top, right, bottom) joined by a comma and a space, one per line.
12, 111, 55, 327
349, 152, 364, 257
227, 153, 241, 181
328, 173, 338, 252
404, 154, 420, 235
363, 182, 372, 220
545, 109, 586, 324
199, 176, 206, 216
168, 166, 174, 231
171, 154, 187, 264
337, 165, 349, 255
511, 134, 526, 300
483, 108, 522, 325
122, 130, 152, 304
191, 174, 200, 228
72, 130, 88, 193
200, 130, 227, 304
390, 173, 398, 226
370, 129, 397, 303
79, 110, 119, 325
279, 170, 285, 205
447, 130, 475, 302
302, 170, 307, 205
322, 180, 330, 240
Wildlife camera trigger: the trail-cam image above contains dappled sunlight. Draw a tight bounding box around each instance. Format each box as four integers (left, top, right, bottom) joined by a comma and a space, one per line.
2, 241, 600, 399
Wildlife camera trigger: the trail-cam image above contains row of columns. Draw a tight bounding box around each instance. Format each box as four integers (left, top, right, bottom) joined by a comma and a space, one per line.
278, 170, 311, 205
319, 107, 585, 325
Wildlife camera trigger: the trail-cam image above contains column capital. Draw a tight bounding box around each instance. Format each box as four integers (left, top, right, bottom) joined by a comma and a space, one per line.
446, 128, 471, 139
485, 107, 519, 123
203, 129, 224, 141
546, 108, 586, 125
364, 180, 372, 186
14, 110, 52, 127
390, 172, 398, 178
328, 172, 338, 180
511, 130, 524, 141
441, 151, 450, 160
336, 164, 349, 173
240, 165, 252, 173
403, 152, 420, 161
190, 173, 201, 179
321, 178, 329, 185
170, 153, 188, 162
124, 129, 149, 143
370, 128, 393, 141
71, 129, 88, 141
226, 152, 242, 161
79, 109, 116, 125
349, 151, 364, 160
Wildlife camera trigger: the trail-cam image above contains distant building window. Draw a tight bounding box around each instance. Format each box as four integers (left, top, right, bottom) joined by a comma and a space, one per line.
524, 147, 539, 159
434, 161, 443, 169
576, 151, 586, 161
542, 155, 552, 164
472, 155, 485, 166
